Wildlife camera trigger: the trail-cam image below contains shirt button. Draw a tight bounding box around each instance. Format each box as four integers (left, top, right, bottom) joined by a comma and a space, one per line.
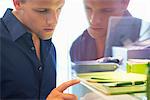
31, 47, 35, 51
38, 66, 43, 71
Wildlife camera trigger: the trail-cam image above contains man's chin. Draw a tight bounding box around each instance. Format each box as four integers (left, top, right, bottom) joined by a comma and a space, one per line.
44, 37, 52, 40
38, 32, 52, 40
88, 30, 107, 39
39, 35, 52, 40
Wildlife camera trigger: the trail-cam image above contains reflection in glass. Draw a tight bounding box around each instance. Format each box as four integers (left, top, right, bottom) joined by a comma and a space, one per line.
70, 0, 150, 63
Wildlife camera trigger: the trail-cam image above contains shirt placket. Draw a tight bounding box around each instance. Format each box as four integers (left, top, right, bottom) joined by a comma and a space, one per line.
25, 33, 43, 98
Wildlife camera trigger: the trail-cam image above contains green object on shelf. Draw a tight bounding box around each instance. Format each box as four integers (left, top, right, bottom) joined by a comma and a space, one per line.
147, 62, 150, 100
127, 59, 149, 74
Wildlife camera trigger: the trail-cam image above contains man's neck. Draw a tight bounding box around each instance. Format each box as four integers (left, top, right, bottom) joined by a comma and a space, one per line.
32, 33, 41, 60
95, 36, 106, 58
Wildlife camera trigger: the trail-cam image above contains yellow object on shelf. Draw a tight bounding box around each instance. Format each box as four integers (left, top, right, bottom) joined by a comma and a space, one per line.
77, 72, 146, 95
147, 62, 150, 100
127, 59, 150, 74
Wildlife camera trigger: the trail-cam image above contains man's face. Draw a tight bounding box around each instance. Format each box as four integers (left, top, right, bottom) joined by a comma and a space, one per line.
84, 0, 129, 39
15, 0, 64, 40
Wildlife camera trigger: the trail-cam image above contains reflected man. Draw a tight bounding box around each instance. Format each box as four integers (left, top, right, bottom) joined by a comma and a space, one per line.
70, 0, 141, 62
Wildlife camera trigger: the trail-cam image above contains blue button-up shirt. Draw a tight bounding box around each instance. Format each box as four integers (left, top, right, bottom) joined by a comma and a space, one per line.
0, 9, 56, 99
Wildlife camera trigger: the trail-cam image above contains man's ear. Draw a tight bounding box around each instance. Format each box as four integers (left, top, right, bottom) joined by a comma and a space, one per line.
13, 0, 23, 10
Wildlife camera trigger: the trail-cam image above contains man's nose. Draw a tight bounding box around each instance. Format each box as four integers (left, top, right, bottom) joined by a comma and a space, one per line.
90, 12, 102, 26
46, 12, 58, 26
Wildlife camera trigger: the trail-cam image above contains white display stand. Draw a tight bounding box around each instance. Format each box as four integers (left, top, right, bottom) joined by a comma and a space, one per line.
72, 82, 146, 100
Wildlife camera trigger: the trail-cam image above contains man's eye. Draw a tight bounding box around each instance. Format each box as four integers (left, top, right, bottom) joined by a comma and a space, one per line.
35, 9, 48, 13
38, 11, 46, 12
85, 6, 91, 10
38, 10, 47, 13
57, 6, 64, 12
57, 7, 62, 11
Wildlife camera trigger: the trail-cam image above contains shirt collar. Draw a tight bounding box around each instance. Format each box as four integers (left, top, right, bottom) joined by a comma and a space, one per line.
123, 10, 132, 16
2, 8, 28, 41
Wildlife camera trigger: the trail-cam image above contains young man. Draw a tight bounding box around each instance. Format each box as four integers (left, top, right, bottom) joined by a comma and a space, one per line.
70, 0, 141, 62
0, 0, 80, 99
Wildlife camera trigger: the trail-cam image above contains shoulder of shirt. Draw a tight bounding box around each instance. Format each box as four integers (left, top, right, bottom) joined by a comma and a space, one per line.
0, 18, 11, 40
72, 29, 92, 44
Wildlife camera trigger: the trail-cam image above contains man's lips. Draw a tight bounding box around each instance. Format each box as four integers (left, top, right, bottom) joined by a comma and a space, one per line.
43, 28, 54, 32
91, 27, 105, 30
